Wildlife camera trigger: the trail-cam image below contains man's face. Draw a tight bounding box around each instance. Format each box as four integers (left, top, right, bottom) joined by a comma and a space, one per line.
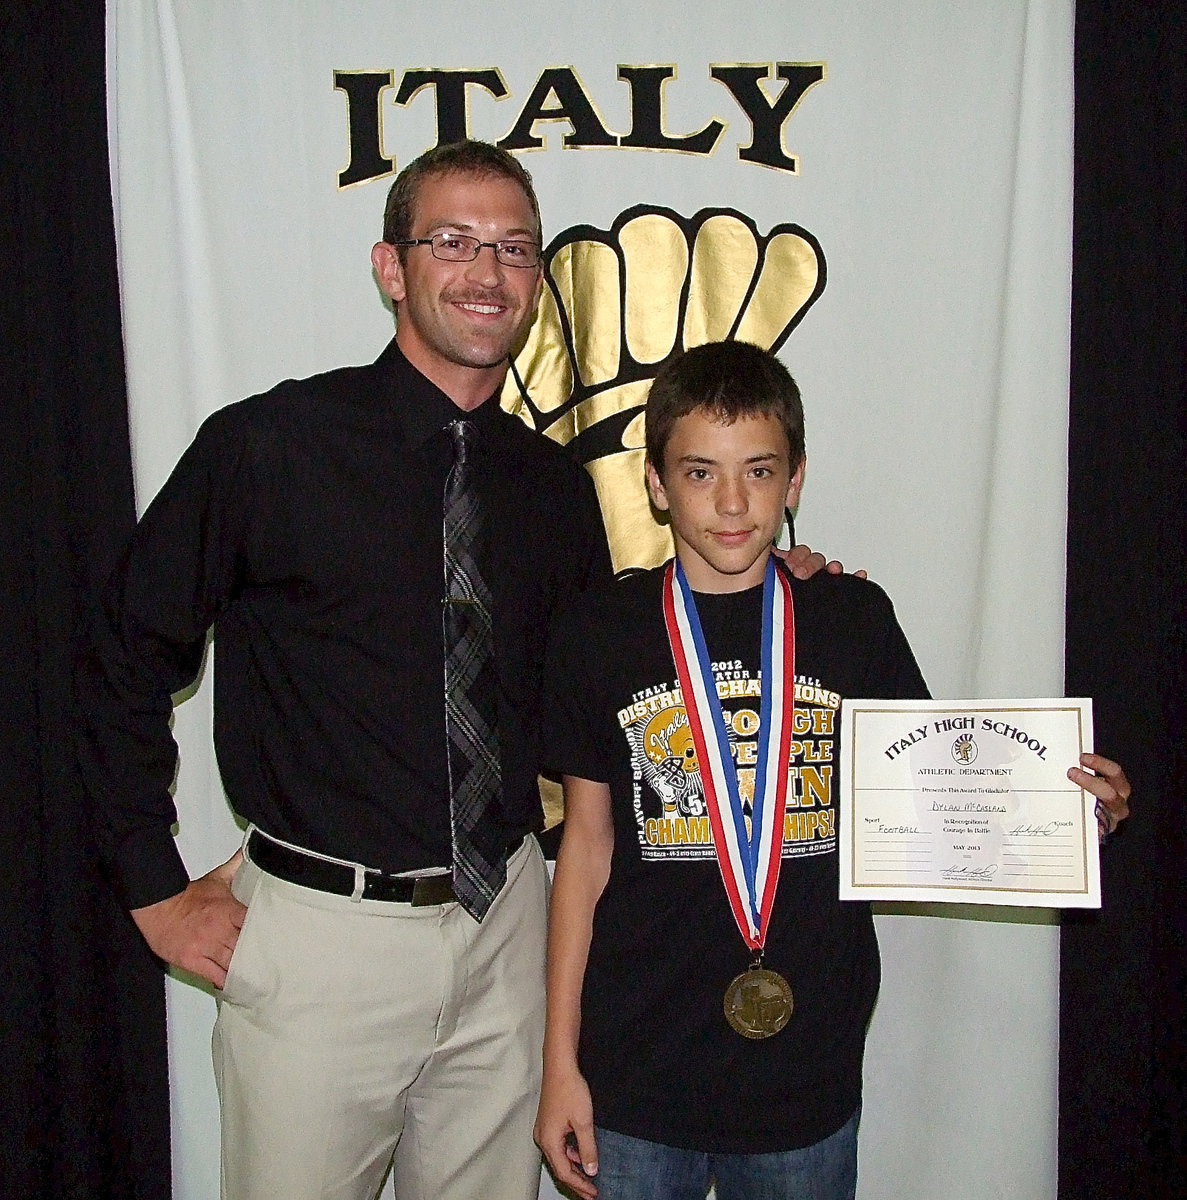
646, 408, 804, 594
373, 170, 542, 399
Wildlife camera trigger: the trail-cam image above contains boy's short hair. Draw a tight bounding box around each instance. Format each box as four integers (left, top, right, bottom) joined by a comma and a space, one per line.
644, 341, 805, 475
381, 140, 542, 248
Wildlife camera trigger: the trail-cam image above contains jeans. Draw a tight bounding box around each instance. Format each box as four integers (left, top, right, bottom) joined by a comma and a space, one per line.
591, 1108, 859, 1200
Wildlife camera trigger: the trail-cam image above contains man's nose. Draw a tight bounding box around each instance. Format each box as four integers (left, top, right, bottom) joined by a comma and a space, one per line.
463, 244, 505, 286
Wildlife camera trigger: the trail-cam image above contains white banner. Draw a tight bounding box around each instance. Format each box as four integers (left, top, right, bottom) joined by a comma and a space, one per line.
108, 3, 1073, 1197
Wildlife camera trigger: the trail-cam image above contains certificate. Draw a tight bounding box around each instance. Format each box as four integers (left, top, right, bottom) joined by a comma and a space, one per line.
838, 699, 1098, 907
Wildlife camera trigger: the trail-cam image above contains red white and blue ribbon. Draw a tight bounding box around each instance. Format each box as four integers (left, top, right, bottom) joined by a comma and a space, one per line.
662, 557, 796, 951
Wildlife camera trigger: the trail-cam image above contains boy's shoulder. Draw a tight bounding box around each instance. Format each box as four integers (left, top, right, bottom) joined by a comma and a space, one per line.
565, 558, 902, 631
787, 562, 897, 617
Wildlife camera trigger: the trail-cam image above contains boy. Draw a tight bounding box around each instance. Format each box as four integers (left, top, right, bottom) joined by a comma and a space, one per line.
534, 341, 1128, 1200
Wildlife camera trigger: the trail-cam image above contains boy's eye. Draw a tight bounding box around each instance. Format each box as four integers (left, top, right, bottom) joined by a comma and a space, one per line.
688, 468, 710, 481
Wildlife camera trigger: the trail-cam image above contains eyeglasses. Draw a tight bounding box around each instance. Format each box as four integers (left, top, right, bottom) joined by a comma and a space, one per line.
391, 232, 541, 268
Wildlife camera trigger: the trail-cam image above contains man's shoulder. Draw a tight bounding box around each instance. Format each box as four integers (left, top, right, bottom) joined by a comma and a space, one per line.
548, 567, 665, 680
569, 565, 665, 626
244, 356, 387, 416
199, 356, 388, 441
487, 411, 609, 552
491, 406, 585, 474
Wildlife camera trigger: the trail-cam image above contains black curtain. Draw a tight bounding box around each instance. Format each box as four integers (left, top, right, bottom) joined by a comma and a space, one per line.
0, 5, 170, 1198
1062, 4, 1186, 1200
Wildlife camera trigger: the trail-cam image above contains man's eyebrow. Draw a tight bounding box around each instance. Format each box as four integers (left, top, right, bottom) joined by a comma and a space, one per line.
423, 220, 539, 239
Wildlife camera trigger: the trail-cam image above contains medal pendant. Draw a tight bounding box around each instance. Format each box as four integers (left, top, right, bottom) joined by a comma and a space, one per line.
723, 966, 794, 1039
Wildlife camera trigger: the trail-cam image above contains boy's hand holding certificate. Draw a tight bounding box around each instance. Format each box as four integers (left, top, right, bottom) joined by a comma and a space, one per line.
839, 699, 1099, 907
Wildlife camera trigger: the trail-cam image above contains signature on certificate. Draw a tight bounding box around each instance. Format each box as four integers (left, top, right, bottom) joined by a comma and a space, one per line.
939, 864, 1000, 882
1006, 821, 1073, 838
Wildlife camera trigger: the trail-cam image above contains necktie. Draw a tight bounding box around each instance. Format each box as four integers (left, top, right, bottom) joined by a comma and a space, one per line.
443, 418, 504, 920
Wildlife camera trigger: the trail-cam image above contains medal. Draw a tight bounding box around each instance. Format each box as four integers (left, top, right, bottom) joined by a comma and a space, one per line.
724, 962, 794, 1039
663, 558, 797, 1038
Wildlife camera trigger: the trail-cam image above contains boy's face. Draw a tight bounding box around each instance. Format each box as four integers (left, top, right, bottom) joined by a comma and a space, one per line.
646, 408, 805, 594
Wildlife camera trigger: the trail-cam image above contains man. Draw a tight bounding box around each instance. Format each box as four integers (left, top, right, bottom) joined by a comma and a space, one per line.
80, 141, 844, 1200
84, 140, 594, 1200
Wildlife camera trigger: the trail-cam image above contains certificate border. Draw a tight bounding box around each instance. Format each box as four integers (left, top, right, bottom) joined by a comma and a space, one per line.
841, 699, 1097, 907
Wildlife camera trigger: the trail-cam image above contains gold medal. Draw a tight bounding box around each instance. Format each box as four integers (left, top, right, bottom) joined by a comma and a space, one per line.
723, 966, 794, 1039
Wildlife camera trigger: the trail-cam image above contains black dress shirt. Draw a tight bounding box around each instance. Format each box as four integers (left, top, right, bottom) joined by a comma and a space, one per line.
80, 340, 611, 909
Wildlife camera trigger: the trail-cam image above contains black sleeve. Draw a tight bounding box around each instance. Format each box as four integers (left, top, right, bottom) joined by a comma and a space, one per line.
77, 407, 250, 908
859, 580, 931, 701
541, 591, 613, 784
569, 462, 614, 594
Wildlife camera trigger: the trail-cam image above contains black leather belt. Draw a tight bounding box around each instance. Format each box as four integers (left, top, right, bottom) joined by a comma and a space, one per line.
246, 830, 524, 905
247, 830, 456, 904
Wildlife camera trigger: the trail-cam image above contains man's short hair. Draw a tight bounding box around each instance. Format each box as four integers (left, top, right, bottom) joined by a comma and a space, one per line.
645, 341, 806, 475
381, 140, 542, 248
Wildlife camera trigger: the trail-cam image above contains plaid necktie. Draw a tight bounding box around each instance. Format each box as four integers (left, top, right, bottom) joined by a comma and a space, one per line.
443, 418, 504, 920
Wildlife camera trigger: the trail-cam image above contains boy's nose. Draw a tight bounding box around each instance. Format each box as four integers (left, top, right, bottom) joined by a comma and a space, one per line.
716, 479, 747, 515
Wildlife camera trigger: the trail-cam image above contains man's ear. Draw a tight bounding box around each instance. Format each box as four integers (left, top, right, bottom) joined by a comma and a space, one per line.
785, 456, 806, 511
371, 242, 406, 304
645, 459, 670, 512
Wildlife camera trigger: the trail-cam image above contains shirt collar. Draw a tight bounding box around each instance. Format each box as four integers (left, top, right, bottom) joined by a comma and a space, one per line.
375, 339, 505, 451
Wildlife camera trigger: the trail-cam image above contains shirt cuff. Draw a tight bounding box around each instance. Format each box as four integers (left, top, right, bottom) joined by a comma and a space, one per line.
111, 827, 192, 910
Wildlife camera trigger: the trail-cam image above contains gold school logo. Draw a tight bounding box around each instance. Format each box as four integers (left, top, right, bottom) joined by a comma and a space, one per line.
952, 734, 978, 765
501, 205, 825, 573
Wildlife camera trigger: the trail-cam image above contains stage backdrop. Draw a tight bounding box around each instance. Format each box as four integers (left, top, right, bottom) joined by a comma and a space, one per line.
108, 3, 1074, 1197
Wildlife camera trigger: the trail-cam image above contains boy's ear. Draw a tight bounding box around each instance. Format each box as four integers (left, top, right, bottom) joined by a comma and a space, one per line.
645, 459, 670, 512
785, 456, 806, 511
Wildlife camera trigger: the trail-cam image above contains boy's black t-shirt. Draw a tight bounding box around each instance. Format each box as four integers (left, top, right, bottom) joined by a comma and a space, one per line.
543, 564, 929, 1154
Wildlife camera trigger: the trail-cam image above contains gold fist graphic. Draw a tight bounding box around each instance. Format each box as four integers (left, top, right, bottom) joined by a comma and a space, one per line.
502, 204, 825, 573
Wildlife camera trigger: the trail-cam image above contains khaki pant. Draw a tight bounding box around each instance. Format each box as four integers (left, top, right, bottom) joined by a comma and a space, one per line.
213, 837, 548, 1200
